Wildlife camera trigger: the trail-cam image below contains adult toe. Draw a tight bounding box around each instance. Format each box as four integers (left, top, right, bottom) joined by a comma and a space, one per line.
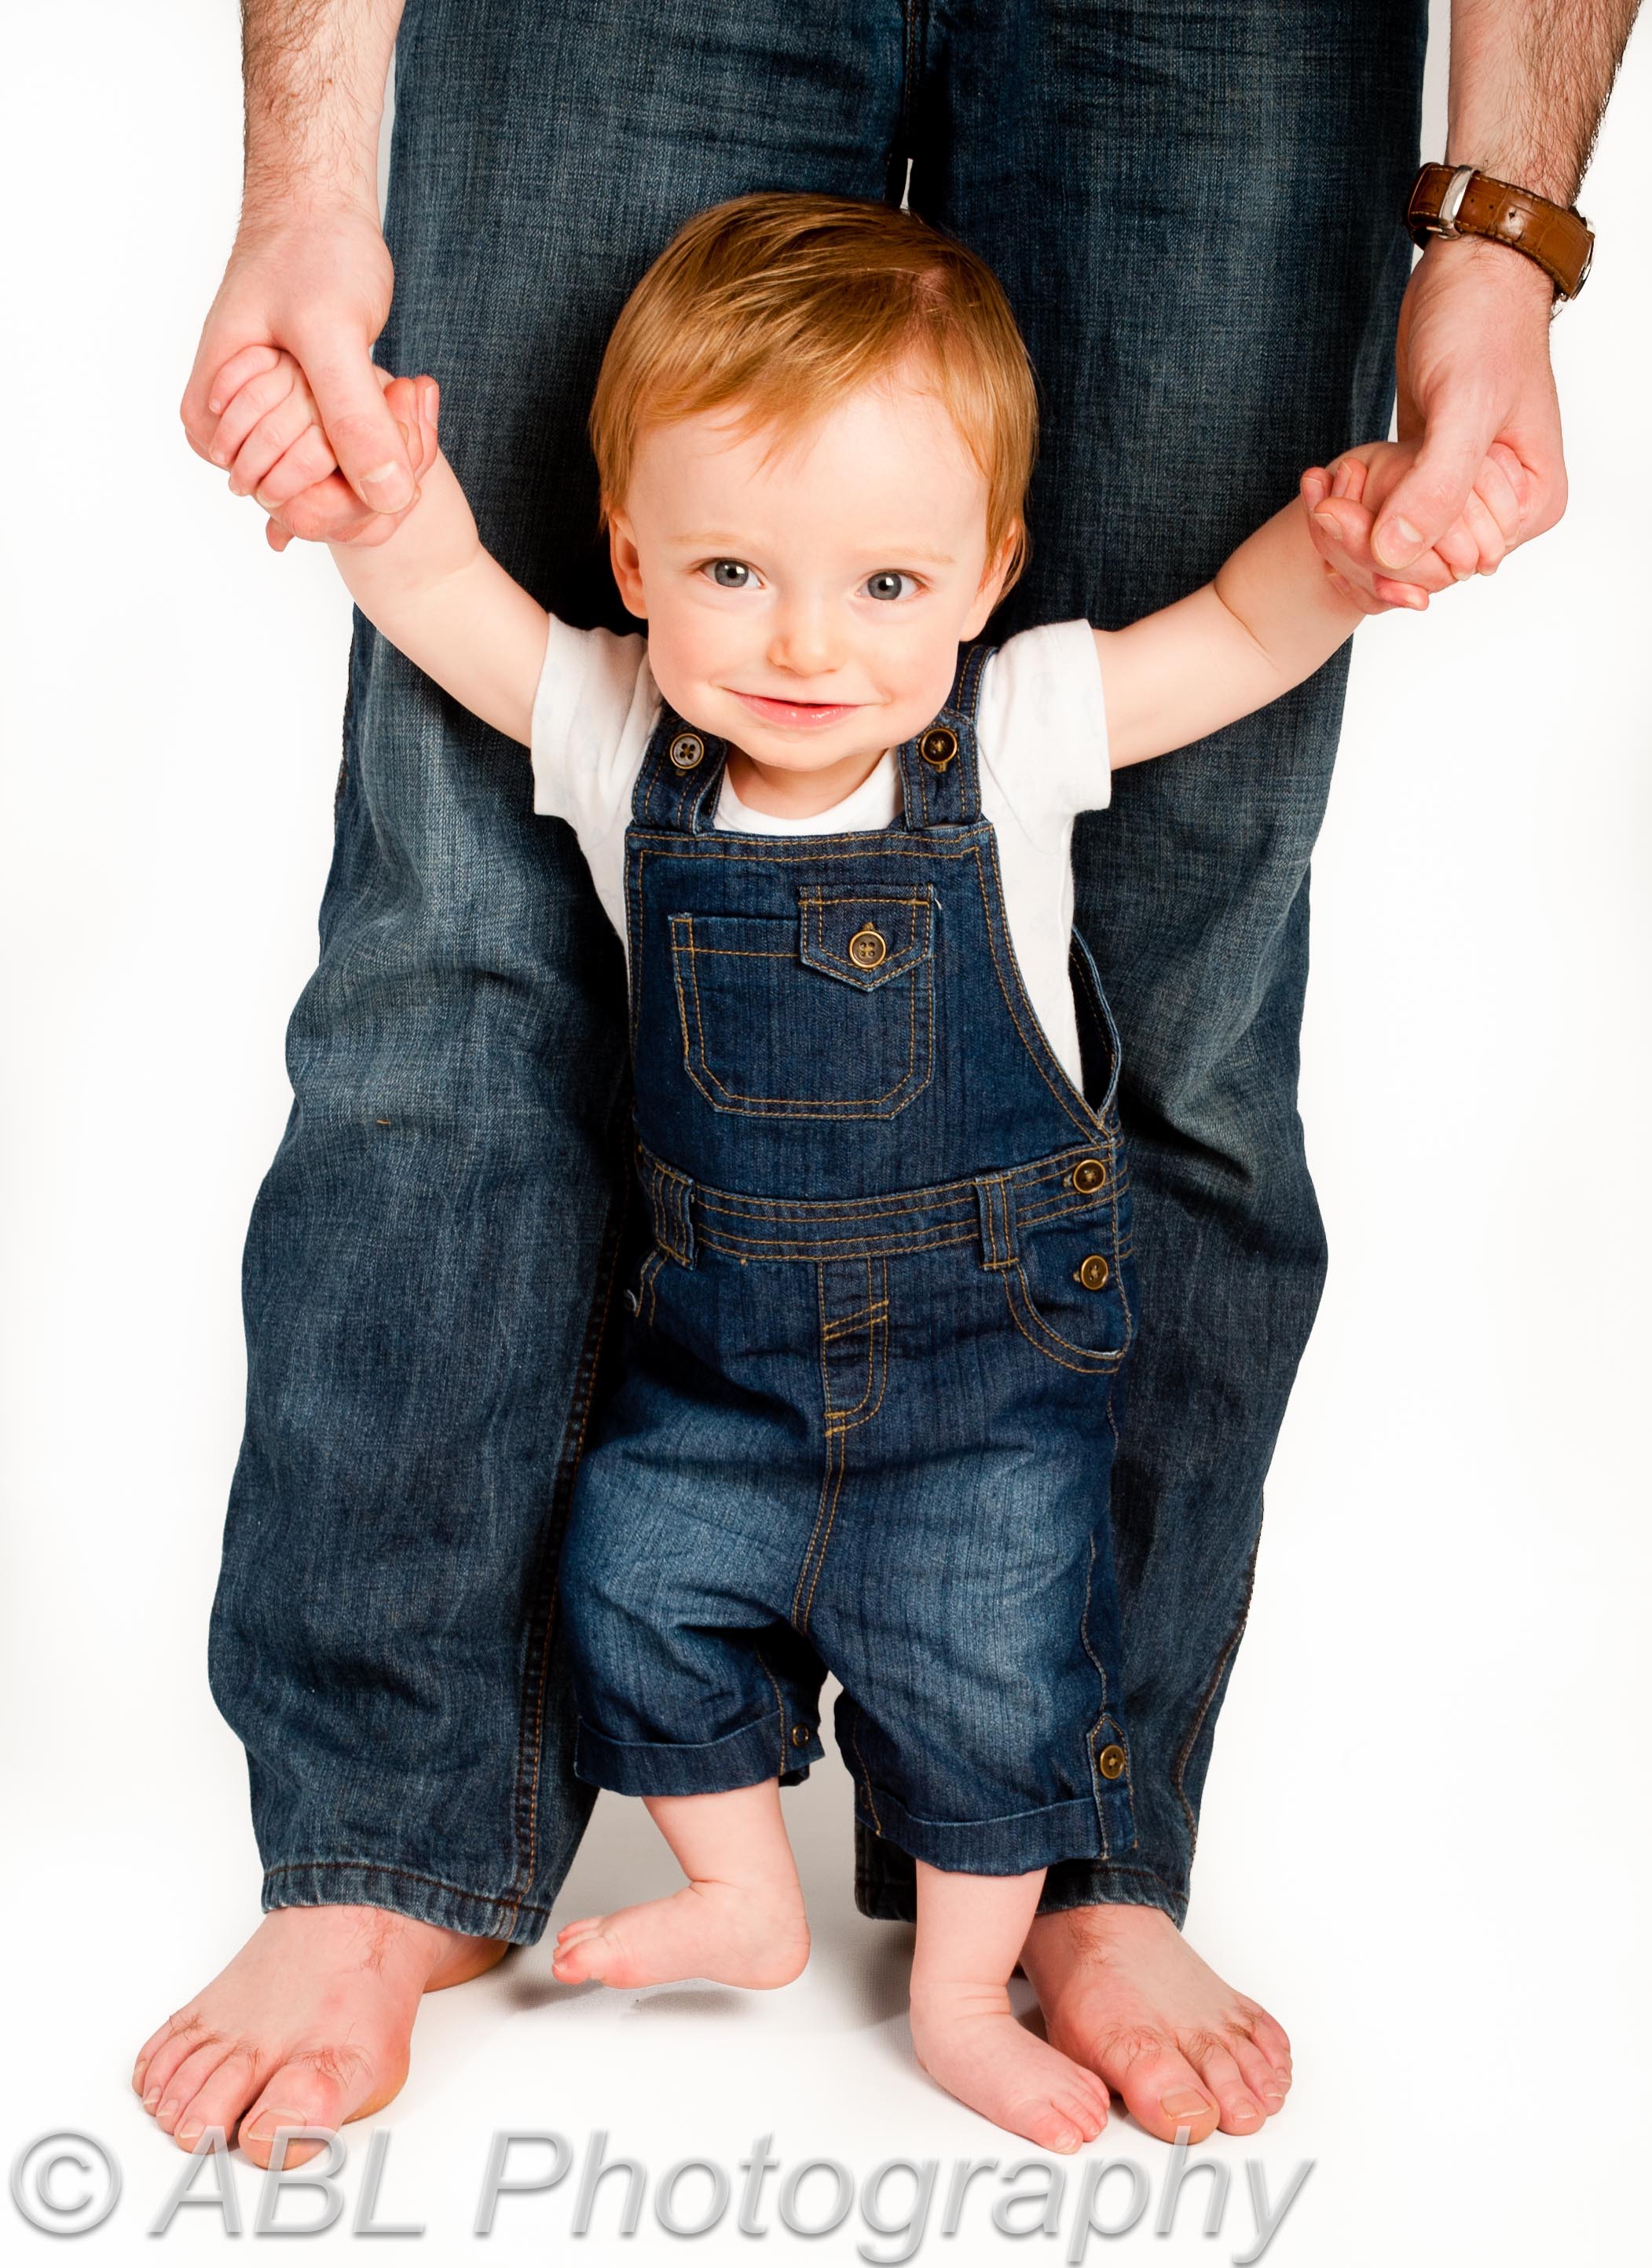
134, 2015, 212, 2116
1086, 2028, 1219, 2145
1181, 2031, 1267, 2135
1247, 2003, 1293, 2079
151, 2037, 236, 2134
238, 2041, 397, 2171
172, 2047, 273, 2155
1229, 2028, 1290, 2115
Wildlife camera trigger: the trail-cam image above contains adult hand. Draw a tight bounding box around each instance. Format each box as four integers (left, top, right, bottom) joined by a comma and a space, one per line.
1299, 436, 1532, 611
179, 202, 419, 554
1335, 235, 1565, 602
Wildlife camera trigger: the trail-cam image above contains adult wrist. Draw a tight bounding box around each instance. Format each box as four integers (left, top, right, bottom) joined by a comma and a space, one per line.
239, 170, 382, 234
1405, 162, 1595, 304
1414, 229, 1558, 319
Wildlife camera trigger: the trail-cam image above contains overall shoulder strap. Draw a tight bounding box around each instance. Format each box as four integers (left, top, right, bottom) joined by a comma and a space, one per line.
893, 639, 995, 831
629, 698, 731, 834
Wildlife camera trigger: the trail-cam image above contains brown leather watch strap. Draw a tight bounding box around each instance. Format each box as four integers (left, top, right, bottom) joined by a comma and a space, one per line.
1406, 162, 1595, 300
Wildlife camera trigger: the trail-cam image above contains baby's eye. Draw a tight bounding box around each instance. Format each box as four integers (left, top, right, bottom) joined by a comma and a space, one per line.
863, 571, 918, 602
705, 559, 754, 589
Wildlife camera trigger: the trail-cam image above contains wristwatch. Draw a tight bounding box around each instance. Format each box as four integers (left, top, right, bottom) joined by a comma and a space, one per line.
1405, 163, 1595, 301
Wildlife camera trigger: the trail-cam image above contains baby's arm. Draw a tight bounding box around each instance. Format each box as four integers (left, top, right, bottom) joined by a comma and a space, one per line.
211, 358, 546, 747
1097, 441, 1480, 772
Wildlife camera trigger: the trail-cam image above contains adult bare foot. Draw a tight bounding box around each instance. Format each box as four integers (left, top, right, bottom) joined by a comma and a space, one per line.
131, 1904, 511, 2167
1020, 1904, 1292, 2144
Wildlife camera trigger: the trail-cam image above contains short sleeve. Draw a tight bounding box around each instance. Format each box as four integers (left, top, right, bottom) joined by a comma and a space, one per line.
529, 615, 656, 841
973, 619, 1111, 837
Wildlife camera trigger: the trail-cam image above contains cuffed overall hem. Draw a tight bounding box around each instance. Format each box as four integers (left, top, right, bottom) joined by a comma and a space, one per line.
1037, 1856, 1189, 1929
854, 1835, 1188, 1927
261, 1859, 548, 1948
574, 1706, 824, 1798
853, 1784, 1106, 1878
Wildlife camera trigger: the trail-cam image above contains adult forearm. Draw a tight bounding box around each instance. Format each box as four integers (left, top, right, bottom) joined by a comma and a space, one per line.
240, 0, 407, 220
1445, 0, 1642, 205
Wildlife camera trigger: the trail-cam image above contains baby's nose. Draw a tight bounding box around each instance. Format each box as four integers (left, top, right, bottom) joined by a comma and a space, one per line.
768, 605, 841, 676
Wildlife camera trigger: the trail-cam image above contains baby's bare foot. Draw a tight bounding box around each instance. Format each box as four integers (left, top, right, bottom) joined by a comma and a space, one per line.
1021, 1904, 1293, 2143
551, 1881, 810, 1991
131, 1904, 510, 2167
910, 1985, 1108, 2153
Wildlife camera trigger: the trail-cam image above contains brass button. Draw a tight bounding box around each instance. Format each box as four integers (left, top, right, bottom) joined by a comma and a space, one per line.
1075, 1253, 1110, 1291
1071, 1157, 1108, 1194
848, 924, 887, 969
668, 731, 705, 770
1096, 1742, 1127, 1780
918, 726, 958, 769
790, 1724, 812, 1747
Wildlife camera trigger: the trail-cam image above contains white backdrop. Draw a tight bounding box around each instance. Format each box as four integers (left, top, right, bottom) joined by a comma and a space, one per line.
3, 6, 1647, 2263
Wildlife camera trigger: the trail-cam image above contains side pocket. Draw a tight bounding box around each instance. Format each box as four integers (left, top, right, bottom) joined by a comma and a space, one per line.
1000, 1174, 1135, 1375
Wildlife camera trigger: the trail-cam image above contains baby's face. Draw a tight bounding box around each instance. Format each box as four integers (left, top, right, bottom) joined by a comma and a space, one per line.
608, 368, 1014, 777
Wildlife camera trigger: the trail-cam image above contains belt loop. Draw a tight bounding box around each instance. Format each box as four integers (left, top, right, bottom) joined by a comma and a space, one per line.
974, 1172, 1015, 1271
647, 1152, 697, 1267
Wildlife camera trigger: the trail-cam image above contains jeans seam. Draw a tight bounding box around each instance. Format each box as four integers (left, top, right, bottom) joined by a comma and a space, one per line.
1170, 1520, 1262, 1860
501, 1134, 632, 1930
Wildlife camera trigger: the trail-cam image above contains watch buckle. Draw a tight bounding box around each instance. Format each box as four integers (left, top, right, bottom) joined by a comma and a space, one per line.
1434, 164, 1478, 238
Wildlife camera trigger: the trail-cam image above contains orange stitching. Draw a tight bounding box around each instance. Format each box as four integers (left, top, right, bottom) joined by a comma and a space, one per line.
823, 1258, 879, 1428
845, 1699, 884, 1835
1000, 1266, 1129, 1375
969, 832, 1101, 1143
668, 911, 932, 1115
833, 1260, 889, 1440
751, 1648, 789, 1780
687, 1149, 1090, 1220
793, 1388, 847, 1633
804, 1359, 863, 1624
1080, 1538, 1112, 1862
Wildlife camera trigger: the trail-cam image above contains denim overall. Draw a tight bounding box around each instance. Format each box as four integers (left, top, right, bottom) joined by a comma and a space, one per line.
559, 642, 1141, 1875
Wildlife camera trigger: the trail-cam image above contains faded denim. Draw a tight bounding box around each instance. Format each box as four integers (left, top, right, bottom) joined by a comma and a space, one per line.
208, 0, 1428, 1940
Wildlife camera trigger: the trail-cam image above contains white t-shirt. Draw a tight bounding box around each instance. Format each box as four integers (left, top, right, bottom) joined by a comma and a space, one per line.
529, 617, 1111, 1090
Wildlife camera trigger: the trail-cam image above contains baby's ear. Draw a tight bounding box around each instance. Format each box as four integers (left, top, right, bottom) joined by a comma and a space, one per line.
965, 525, 1022, 633
607, 512, 647, 619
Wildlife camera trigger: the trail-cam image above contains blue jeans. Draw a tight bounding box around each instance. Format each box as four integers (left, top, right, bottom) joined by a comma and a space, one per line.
209, 0, 1427, 1939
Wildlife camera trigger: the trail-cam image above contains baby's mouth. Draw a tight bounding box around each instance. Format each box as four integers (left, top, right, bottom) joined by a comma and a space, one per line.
731, 690, 863, 731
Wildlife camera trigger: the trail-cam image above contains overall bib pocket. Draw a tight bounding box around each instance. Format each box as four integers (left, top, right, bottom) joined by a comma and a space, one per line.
668, 888, 936, 1119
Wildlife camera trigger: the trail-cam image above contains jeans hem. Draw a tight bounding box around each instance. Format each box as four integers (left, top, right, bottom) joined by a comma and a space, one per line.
261, 1860, 550, 1948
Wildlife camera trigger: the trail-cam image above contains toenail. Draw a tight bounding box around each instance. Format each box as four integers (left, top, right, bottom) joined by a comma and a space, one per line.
177, 2124, 202, 2148
244, 2109, 302, 2143
1161, 2089, 1212, 2118
157, 2101, 179, 2123
141, 2089, 161, 2112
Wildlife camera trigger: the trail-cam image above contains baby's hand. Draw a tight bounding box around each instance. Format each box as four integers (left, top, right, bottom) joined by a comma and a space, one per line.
1299, 438, 1529, 613
206, 348, 441, 521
